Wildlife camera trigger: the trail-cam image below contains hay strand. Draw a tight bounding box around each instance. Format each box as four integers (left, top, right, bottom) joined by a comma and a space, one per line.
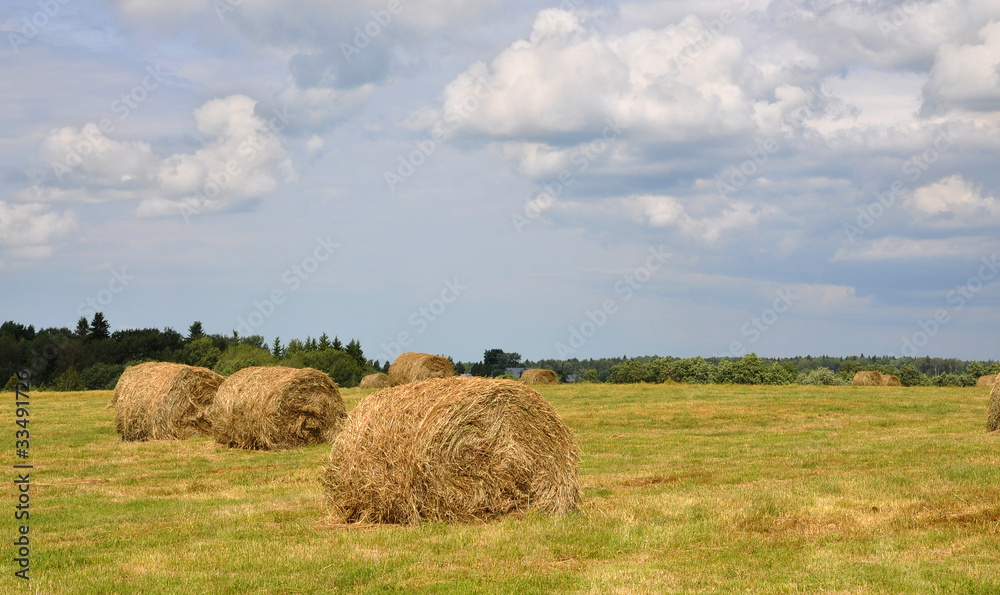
521, 368, 558, 385
388, 352, 454, 386
113, 362, 223, 441
977, 375, 997, 388
852, 371, 882, 386
359, 373, 391, 389
323, 376, 580, 524
207, 366, 346, 450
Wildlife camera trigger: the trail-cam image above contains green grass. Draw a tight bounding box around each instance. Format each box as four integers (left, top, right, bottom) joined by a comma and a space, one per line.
3, 384, 999, 593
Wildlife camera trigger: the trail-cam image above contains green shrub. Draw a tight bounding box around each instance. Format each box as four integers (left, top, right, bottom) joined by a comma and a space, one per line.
182, 337, 222, 369
659, 357, 714, 384
714, 354, 793, 385
80, 363, 126, 390
214, 344, 276, 376
796, 367, 846, 386
53, 367, 84, 391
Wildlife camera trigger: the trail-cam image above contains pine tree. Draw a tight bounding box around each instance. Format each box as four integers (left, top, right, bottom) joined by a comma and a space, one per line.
332, 336, 343, 350
271, 337, 283, 358
74, 317, 90, 338
319, 333, 330, 349
345, 339, 365, 369
90, 313, 110, 341
187, 321, 205, 342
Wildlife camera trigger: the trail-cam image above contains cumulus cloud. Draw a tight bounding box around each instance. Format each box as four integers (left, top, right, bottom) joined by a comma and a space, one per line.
923, 20, 1000, 113
438, 10, 759, 143
26, 95, 295, 217
907, 174, 1000, 227
626, 195, 768, 242
0, 202, 77, 261
528, 193, 774, 243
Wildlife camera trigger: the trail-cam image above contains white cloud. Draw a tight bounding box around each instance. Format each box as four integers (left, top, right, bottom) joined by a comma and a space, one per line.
831, 236, 997, 261
438, 10, 759, 142
0, 202, 77, 260
625, 194, 768, 242
907, 174, 1000, 227
28, 95, 296, 217
924, 20, 1000, 113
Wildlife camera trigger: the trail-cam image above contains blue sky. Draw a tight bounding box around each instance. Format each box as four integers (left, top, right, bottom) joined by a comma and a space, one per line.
2, 0, 999, 363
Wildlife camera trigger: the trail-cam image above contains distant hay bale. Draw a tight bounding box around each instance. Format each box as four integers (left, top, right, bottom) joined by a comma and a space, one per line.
207, 366, 346, 450
113, 362, 223, 441
359, 373, 390, 389
852, 371, 882, 386
880, 374, 902, 387
388, 352, 454, 386
323, 376, 580, 524
989, 375, 1000, 432
977, 375, 997, 388
521, 368, 558, 385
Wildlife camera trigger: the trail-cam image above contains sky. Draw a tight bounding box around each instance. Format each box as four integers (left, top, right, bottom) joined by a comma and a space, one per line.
1, 0, 999, 364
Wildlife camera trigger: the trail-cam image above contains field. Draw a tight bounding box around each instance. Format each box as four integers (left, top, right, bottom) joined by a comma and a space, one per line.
3, 383, 1000, 594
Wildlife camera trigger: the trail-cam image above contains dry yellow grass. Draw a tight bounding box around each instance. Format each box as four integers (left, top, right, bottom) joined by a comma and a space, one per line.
112, 362, 222, 441
207, 366, 346, 450
388, 352, 454, 385
324, 376, 580, 524
977, 374, 997, 387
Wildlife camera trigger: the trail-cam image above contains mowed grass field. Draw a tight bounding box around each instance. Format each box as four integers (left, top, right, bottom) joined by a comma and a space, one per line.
3, 383, 1000, 594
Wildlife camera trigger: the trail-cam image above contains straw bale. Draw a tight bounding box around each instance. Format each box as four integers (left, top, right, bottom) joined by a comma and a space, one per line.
324, 376, 580, 523
388, 352, 454, 385
113, 362, 222, 441
208, 366, 346, 450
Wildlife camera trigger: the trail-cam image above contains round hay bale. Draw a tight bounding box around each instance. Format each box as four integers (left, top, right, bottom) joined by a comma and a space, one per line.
207, 366, 346, 450
323, 376, 580, 524
521, 368, 558, 385
388, 352, 454, 386
852, 371, 882, 386
880, 374, 902, 387
988, 375, 1000, 432
113, 362, 223, 441
977, 375, 997, 388
359, 373, 390, 390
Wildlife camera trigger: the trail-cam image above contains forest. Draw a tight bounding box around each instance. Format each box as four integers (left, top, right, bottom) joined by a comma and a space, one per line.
2, 314, 997, 391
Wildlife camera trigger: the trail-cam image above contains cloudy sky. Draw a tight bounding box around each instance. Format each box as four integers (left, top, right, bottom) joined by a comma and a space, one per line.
2, 0, 999, 363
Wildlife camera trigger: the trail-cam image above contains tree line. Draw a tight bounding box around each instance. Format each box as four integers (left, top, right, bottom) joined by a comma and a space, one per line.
459, 350, 1000, 387
0, 315, 379, 391
2, 317, 997, 391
